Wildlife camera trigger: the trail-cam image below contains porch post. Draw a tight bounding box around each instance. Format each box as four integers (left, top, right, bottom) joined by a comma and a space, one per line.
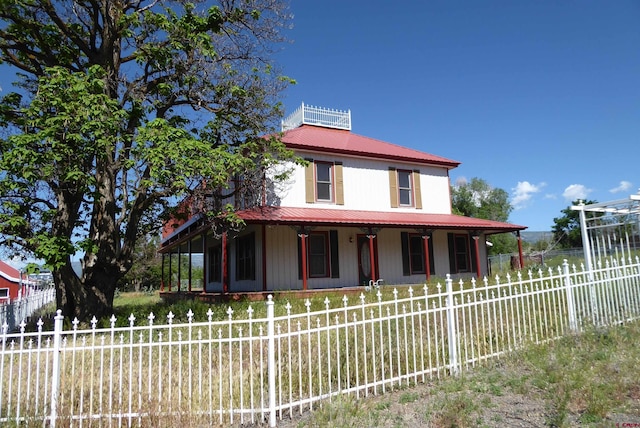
177, 245, 182, 292
517, 230, 525, 270
188, 238, 192, 292
262, 224, 267, 292
160, 253, 165, 292
367, 231, 376, 283
299, 231, 308, 291
201, 233, 207, 294
222, 231, 229, 293
422, 231, 432, 282
168, 252, 172, 292
472, 234, 481, 278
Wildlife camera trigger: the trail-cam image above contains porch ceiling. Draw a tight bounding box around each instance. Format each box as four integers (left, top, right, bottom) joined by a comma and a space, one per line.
237, 206, 526, 234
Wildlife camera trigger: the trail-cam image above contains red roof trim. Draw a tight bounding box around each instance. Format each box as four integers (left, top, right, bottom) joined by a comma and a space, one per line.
237, 206, 526, 232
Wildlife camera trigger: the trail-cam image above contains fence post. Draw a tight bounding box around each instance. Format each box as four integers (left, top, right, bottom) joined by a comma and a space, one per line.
563, 260, 578, 332
267, 295, 276, 427
49, 309, 64, 428
445, 274, 459, 375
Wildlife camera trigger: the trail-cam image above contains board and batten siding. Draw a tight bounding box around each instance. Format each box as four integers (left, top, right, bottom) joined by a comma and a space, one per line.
265, 226, 360, 290
275, 155, 452, 213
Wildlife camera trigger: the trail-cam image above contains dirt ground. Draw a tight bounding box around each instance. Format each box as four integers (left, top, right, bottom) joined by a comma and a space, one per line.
273, 371, 640, 428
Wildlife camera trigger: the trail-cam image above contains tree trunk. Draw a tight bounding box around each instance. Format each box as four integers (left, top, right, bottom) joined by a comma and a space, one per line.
53, 261, 119, 321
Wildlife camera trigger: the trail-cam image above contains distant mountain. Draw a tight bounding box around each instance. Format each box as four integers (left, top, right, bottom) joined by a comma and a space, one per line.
520, 231, 553, 243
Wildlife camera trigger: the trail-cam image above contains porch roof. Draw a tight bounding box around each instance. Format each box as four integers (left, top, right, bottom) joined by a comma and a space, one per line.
237, 206, 526, 234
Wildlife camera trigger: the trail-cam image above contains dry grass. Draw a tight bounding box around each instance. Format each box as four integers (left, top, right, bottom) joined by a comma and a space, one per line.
281, 321, 640, 428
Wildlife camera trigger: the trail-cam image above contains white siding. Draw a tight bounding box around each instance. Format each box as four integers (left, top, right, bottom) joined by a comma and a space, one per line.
274, 153, 452, 214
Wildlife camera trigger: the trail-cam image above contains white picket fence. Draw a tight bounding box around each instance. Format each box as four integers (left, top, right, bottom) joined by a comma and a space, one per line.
0, 286, 55, 333
1, 257, 640, 427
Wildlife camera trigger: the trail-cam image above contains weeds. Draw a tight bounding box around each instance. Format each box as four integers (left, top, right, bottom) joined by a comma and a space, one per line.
289, 321, 640, 427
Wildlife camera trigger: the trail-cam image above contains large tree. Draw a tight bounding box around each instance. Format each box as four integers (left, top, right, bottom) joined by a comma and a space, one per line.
451, 177, 515, 254
0, 0, 295, 320
552, 200, 598, 248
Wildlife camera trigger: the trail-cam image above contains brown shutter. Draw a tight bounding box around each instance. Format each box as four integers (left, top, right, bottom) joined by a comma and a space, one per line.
305, 158, 315, 203
334, 162, 344, 205
413, 170, 422, 209
389, 167, 398, 208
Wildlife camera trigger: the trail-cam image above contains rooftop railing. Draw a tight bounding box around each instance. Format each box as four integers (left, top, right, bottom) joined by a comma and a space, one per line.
281, 102, 351, 131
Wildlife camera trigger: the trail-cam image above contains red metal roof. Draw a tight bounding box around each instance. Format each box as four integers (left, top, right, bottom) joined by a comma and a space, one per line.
281, 125, 461, 168
238, 206, 526, 233
0, 260, 21, 283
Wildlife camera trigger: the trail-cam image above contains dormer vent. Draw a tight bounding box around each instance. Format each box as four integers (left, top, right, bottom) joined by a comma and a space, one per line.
281, 102, 351, 131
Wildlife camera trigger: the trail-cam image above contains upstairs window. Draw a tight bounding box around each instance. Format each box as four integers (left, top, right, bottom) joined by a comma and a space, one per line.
305, 159, 344, 205
389, 168, 422, 209
398, 170, 413, 206
315, 162, 333, 202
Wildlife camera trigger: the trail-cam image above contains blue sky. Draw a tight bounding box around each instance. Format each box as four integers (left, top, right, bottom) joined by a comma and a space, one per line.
0, 1, 637, 234
275, 0, 640, 231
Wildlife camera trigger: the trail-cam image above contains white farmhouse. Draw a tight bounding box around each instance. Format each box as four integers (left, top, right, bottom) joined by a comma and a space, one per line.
159, 104, 526, 294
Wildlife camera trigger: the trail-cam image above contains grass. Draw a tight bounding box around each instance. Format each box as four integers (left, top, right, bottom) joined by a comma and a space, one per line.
9, 261, 640, 427
288, 321, 640, 427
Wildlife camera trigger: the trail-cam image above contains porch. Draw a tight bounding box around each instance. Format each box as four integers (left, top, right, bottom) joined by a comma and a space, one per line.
158, 207, 526, 296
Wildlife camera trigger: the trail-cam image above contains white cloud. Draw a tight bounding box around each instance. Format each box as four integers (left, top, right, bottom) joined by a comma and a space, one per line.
609, 180, 632, 194
562, 184, 591, 202
511, 181, 545, 209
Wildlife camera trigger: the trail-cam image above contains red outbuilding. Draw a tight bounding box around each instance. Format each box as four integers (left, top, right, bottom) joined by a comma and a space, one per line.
0, 260, 26, 302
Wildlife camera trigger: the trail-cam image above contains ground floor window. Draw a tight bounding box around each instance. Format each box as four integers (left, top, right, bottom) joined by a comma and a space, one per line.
236, 233, 255, 280
208, 246, 221, 282
401, 232, 435, 276
308, 232, 329, 277
448, 233, 475, 274
298, 230, 340, 279
0, 288, 8, 298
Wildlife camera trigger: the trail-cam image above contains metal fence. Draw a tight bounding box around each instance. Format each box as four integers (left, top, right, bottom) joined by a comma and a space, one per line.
488, 248, 586, 272
2, 256, 640, 427
0, 286, 55, 333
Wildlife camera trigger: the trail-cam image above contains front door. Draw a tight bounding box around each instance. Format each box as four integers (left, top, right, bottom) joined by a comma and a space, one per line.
357, 235, 379, 285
